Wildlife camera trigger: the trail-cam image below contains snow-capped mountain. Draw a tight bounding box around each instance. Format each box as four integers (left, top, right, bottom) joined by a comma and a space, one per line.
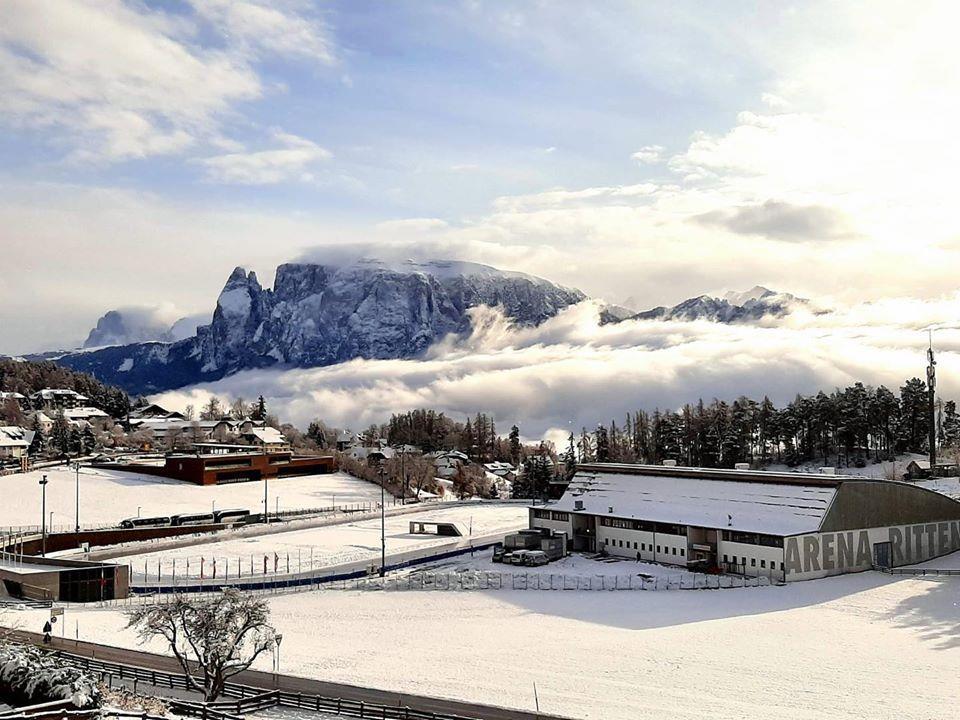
631, 286, 810, 323
54, 259, 586, 394
83, 308, 208, 348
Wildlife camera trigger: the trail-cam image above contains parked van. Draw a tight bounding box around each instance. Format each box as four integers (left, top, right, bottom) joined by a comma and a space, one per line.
523, 550, 550, 566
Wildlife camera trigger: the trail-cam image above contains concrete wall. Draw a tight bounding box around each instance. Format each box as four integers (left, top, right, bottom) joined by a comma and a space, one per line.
786, 518, 960, 581
718, 539, 785, 578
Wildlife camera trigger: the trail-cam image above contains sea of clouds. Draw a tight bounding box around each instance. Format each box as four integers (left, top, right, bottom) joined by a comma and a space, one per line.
152, 296, 960, 446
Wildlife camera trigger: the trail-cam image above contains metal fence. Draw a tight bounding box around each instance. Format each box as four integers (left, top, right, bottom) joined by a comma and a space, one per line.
322, 570, 775, 592
877, 566, 960, 576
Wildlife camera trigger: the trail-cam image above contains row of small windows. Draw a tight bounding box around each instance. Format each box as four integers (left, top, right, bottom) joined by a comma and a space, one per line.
720, 530, 784, 548
599, 517, 688, 536
532, 509, 570, 522
723, 554, 785, 571
604, 538, 685, 557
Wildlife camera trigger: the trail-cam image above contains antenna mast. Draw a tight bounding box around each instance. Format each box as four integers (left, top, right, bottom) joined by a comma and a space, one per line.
927, 330, 937, 469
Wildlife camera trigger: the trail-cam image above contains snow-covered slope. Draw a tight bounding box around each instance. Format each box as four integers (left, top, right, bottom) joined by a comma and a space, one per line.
632, 286, 811, 323
55, 258, 586, 393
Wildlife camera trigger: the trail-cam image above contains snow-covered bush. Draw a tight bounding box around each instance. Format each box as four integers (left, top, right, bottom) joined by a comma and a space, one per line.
0, 642, 101, 708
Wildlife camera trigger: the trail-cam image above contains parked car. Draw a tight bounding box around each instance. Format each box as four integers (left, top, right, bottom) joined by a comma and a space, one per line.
523, 550, 550, 566
492, 545, 509, 563
509, 550, 531, 565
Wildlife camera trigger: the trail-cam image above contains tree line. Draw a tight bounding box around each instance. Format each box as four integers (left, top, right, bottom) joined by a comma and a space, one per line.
573, 377, 949, 470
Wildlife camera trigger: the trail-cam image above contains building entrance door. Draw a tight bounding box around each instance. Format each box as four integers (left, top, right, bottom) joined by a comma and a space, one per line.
873, 541, 891, 569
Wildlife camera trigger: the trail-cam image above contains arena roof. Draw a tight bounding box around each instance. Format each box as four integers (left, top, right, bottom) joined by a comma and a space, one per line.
553, 465, 841, 536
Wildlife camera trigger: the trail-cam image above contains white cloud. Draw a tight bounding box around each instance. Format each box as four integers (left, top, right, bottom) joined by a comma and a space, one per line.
0, 0, 262, 162
200, 131, 332, 185
186, 0, 336, 65
631, 145, 664, 164
152, 300, 960, 438
0, 0, 335, 163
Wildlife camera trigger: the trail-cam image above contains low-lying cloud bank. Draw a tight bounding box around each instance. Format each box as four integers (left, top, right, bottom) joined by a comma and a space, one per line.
152, 298, 960, 442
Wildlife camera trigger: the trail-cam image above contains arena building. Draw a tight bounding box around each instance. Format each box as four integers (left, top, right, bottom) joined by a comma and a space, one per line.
529, 463, 960, 581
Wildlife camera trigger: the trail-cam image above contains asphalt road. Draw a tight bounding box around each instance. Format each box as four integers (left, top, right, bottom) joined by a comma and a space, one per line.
10, 631, 571, 720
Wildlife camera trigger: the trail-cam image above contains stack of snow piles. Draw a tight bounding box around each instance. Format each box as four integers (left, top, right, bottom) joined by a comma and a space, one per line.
0, 643, 101, 708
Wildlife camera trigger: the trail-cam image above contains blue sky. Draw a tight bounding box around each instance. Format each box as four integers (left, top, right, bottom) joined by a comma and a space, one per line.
3, 1, 960, 354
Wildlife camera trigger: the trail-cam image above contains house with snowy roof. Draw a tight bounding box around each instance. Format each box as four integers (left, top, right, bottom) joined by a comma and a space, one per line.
0, 426, 31, 459
29, 388, 89, 410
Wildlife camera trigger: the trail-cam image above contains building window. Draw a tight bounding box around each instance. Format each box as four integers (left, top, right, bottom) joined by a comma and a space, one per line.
657, 546, 661, 553
751, 558, 756, 567
552, 512, 569, 522
604, 538, 609, 545
742, 557, 746, 565
533, 509, 550, 520
723, 554, 728, 563
619, 540, 623, 548
680, 548, 685, 557
760, 560, 766, 568
780, 562, 784, 571
671, 547, 677, 555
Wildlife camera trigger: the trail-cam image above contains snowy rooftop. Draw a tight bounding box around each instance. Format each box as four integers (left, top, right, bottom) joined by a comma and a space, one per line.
553, 464, 839, 535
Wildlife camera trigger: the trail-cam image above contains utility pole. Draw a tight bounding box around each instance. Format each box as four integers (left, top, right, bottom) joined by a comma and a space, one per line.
928, 330, 937, 470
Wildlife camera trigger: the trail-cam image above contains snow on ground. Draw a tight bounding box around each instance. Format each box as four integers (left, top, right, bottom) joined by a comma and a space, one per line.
0, 466, 383, 531
123, 504, 528, 579
10, 572, 960, 720
765, 452, 927, 480
906, 547, 960, 570
407, 551, 700, 583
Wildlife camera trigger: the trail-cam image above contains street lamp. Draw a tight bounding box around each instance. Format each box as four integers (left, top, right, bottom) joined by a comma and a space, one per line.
39, 475, 48, 557
378, 464, 386, 577
73, 462, 80, 533
263, 475, 269, 524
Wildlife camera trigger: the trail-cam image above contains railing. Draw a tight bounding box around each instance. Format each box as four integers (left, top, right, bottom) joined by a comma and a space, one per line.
876, 566, 960, 576
56, 652, 493, 720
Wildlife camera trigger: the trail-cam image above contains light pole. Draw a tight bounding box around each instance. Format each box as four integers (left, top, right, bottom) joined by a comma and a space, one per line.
73, 462, 80, 533
378, 464, 386, 577
273, 633, 283, 681
263, 476, 269, 523
39, 475, 48, 557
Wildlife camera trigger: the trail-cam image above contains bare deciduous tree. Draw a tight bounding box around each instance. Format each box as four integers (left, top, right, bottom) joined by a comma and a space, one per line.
125, 590, 277, 701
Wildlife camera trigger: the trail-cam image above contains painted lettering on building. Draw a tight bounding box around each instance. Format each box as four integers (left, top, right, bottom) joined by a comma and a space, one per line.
785, 520, 960, 576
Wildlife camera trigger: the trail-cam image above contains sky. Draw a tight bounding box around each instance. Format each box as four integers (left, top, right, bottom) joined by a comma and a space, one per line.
3, 1, 960, 434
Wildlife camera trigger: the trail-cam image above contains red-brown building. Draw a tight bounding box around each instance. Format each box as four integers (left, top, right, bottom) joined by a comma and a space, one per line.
101, 445, 335, 485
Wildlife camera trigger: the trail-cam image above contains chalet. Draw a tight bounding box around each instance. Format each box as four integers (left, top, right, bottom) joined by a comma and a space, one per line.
29, 388, 89, 411
0, 426, 32, 459
241, 426, 290, 451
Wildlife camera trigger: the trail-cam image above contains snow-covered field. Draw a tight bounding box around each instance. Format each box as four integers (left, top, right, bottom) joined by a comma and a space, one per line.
407, 551, 700, 583
0, 466, 382, 531
10, 568, 960, 720
123, 504, 528, 579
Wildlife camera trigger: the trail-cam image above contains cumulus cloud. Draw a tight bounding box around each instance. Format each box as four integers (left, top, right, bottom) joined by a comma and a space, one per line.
693, 200, 856, 242
151, 300, 960, 439
0, 0, 333, 163
200, 131, 332, 185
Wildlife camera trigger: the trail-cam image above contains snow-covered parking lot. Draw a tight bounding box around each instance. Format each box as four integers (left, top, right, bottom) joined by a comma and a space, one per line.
0, 466, 383, 530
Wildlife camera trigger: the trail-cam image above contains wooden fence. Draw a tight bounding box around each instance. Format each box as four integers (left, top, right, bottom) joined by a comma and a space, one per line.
59, 652, 491, 720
